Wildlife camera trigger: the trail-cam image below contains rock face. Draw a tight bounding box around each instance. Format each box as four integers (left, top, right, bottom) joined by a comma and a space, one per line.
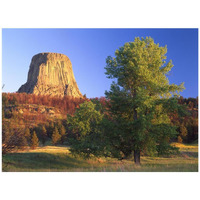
18, 53, 82, 98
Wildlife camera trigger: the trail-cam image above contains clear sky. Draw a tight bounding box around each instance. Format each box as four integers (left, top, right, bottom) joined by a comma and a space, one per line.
2, 28, 198, 98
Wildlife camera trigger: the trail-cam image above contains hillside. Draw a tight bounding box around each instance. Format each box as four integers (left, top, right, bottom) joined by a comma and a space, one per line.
2, 92, 86, 125
3, 103, 65, 128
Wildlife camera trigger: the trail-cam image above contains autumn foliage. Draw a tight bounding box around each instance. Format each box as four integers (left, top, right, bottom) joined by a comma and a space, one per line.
2, 92, 86, 114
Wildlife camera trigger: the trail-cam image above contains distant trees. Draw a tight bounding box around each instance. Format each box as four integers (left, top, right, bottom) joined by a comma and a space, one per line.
2, 119, 70, 154
36, 125, 48, 145
2, 123, 28, 154
170, 98, 198, 143
2, 92, 86, 114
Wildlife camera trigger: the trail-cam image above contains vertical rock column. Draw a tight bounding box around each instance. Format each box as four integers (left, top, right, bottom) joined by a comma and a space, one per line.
18, 52, 82, 98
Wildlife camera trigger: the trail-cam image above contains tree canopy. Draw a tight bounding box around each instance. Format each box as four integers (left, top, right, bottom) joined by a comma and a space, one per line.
67, 101, 104, 157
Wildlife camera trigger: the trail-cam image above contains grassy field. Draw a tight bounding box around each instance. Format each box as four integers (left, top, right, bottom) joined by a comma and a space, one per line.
2, 143, 198, 172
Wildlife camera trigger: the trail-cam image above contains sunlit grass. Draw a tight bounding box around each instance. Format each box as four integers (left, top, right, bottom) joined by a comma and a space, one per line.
172, 142, 198, 149
20, 146, 71, 154
2, 143, 198, 172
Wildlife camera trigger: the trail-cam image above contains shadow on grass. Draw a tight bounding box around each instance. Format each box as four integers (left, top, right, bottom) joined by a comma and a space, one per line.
2, 152, 88, 172
2, 149, 198, 172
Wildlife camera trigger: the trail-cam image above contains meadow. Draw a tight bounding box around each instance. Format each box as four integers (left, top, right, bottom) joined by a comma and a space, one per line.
2, 143, 198, 172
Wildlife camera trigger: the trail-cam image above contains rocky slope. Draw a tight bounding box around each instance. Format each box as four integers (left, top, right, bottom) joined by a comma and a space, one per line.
18, 53, 82, 97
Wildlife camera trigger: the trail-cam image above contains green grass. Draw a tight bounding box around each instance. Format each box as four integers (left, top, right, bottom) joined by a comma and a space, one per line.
2, 143, 198, 172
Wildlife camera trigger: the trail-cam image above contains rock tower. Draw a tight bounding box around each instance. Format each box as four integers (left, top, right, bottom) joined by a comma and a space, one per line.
18, 53, 82, 98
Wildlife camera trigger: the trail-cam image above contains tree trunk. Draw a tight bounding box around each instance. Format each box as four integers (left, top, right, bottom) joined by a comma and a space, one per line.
134, 149, 140, 165
133, 89, 140, 165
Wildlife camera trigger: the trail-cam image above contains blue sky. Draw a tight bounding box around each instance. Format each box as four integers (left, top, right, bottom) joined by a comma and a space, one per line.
2, 28, 198, 98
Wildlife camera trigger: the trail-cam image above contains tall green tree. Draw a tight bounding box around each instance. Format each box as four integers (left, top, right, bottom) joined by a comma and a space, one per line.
105, 37, 184, 164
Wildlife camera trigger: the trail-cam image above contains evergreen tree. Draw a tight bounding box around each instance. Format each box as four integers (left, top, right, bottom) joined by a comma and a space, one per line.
24, 127, 31, 145
31, 131, 39, 149
39, 125, 48, 145
104, 37, 185, 164
47, 122, 54, 138
52, 127, 61, 145
18, 135, 28, 150
60, 125, 66, 144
